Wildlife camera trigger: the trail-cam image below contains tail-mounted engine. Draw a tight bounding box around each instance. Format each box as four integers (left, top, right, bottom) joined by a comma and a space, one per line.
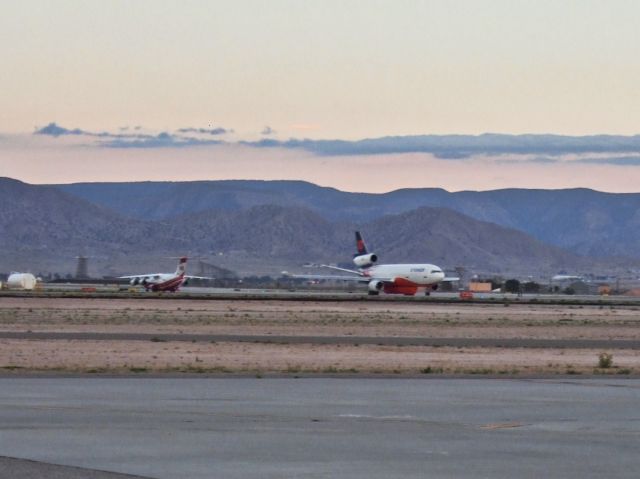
353, 253, 378, 268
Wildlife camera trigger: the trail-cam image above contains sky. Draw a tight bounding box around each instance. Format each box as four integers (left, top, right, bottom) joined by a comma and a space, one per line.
1, 0, 640, 192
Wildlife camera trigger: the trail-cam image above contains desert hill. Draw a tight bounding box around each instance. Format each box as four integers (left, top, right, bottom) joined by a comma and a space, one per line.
55, 180, 640, 258
0, 177, 628, 277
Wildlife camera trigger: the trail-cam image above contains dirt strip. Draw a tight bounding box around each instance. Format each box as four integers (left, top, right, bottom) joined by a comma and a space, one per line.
1, 296, 639, 375
0, 340, 638, 375
1, 331, 639, 350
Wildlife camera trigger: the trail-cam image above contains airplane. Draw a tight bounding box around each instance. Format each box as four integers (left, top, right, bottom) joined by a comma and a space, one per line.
288, 232, 457, 296
119, 257, 211, 292
551, 274, 584, 282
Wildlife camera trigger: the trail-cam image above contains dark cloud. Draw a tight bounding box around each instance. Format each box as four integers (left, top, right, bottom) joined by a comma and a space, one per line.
34, 123, 87, 137
243, 134, 640, 159
261, 126, 275, 135
575, 156, 640, 166
34, 123, 229, 148
177, 127, 231, 135
31, 125, 640, 159
32, 122, 224, 148
102, 132, 222, 149
34, 122, 145, 140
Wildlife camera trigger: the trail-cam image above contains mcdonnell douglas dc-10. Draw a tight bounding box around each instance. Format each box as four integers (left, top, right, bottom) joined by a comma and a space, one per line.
290, 232, 457, 296
120, 257, 211, 292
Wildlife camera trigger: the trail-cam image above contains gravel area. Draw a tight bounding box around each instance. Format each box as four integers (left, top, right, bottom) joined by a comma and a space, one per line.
0, 296, 638, 375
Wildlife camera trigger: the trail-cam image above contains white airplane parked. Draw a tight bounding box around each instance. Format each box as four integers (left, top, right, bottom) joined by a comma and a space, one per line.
291, 232, 456, 296
120, 257, 211, 292
551, 274, 584, 282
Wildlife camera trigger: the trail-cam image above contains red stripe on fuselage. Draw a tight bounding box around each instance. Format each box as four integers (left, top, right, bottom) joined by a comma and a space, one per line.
380, 277, 421, 296
393, 277, 420, 287
148, 274, 185, 292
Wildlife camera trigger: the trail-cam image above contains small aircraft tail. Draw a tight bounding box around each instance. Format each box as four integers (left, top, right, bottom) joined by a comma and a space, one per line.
355, 231, 368, 255
175, 257, 188, 276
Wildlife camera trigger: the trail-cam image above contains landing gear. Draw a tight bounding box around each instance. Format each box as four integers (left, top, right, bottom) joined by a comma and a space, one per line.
425, 291, 431, 296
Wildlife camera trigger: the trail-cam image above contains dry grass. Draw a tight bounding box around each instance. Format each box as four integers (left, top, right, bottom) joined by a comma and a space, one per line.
1, 297, 639, 375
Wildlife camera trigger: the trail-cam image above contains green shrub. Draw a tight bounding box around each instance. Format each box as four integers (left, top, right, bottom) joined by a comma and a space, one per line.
598, 352, 613, 369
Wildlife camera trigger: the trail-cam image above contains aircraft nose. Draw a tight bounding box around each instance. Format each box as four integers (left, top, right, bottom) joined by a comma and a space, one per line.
435, 271, 445, 281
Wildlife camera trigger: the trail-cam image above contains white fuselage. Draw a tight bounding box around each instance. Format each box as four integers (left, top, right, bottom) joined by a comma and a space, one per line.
121, 257, 193, 292
364, 263, 445, 286
131, 273, 185, 291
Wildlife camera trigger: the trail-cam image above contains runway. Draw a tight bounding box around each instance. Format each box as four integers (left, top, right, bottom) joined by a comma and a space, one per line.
6, 286, 640, 306
2, 331, 640, 350
0, 377, 638, 478
0, 456, 148, 479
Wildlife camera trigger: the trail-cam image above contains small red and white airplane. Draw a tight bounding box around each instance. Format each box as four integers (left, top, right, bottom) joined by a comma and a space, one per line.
291, 232, 457, 296
120, 257, 211, 292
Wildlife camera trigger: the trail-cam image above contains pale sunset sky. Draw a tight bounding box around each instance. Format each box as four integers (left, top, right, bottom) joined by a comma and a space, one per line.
1, 0, 640, 192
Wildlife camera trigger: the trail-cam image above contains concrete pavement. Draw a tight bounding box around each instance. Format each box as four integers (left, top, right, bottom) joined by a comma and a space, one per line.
0, 378, 638, 478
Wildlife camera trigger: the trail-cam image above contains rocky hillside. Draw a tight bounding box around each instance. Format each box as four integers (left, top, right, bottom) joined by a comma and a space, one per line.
55, 180, 640, 258
0, 178, 626, 276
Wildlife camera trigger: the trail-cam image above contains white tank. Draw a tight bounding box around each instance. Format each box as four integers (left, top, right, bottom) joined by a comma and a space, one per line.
7, 273, 37, 290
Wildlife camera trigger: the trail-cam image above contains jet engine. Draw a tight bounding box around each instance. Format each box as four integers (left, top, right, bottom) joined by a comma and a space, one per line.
353, 253, 378, 268
368, 280, 384, 295
130, 278, 139, 286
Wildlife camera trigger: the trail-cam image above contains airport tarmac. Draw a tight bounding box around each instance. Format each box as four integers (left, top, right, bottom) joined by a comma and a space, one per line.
15, 284, 640, 305
0, 377, 638, 479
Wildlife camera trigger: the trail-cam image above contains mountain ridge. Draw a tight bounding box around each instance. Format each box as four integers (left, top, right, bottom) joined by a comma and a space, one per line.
51, 179, 640, 258
0, 178, 632, 277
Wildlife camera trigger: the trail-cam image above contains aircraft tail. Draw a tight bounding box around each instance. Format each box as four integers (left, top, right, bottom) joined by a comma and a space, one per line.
175, 257, 188, 276
355, 231, 368, 255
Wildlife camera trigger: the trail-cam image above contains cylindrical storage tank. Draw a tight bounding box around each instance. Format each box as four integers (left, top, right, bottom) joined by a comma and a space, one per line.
7, 273, 37, 290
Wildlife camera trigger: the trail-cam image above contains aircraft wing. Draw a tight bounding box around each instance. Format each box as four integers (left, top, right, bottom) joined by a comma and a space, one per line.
118, 274, 212, 280
286, 273, 370, 283
319, 264, 366, 275
282, 265, 397, 283
441, 276, 460, 282
317, 265, 395, 282
118, 274, 162, 279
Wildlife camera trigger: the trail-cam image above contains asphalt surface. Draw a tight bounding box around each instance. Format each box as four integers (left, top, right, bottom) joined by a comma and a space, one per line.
0, 456, 151, 479
0, 377, 639, 479
2, 331, 639, 349
6, 286, 640, 305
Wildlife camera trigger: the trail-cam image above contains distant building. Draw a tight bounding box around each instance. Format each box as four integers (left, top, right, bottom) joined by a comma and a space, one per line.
468, 282, 492, 293
567, 281, 598, 295
6, 273, 37, 290
75, 256, 89, 279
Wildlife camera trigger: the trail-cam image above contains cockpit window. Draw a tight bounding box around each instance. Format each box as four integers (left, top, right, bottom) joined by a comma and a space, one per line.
431, 270, 442, 274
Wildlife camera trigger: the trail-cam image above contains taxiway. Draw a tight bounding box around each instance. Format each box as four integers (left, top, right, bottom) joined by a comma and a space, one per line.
0, 377, 638, 479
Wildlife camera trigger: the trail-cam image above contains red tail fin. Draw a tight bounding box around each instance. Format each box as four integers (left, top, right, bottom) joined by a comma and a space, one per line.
355, 231, 368, 255
175, 257, 188, 276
